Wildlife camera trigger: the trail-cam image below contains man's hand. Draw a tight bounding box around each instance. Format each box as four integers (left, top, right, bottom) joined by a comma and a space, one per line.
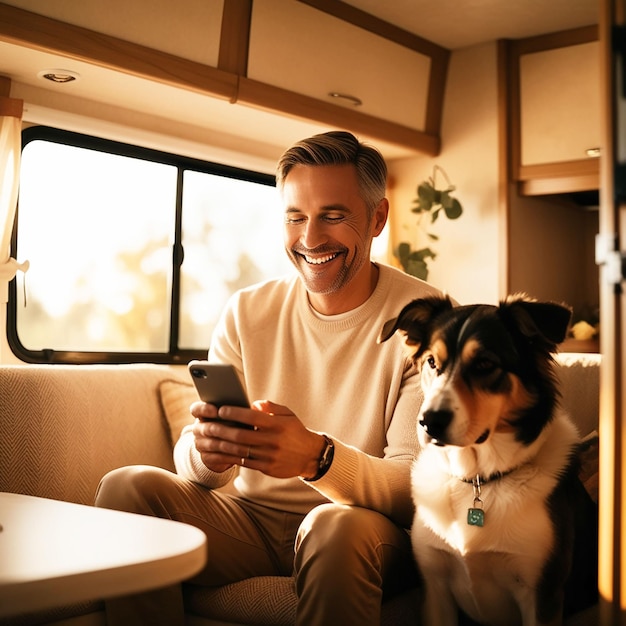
190, 400, 326, 479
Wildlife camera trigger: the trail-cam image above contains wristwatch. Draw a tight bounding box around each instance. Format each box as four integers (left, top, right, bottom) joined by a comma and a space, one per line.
304, 434, 334, 482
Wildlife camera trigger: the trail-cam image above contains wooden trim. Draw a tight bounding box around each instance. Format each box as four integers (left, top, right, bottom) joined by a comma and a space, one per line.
237, 76, 440, 155
0, 3, 238, 101
506, 38, 522, 185
219, 0, 252, 76
518, 158, 600, 181
0, 95, 23, 117
518, 172, 600, 195
597, 0, 622, 621
510, 24, 598, 56
497, 40, 511, 298
0, 75, 10, 98
297, 0, 448, 57
424, 48, 450, 136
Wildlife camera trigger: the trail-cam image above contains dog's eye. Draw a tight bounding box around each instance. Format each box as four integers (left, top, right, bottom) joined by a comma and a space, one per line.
426, 355, 437, 370
472, 357, 498, 374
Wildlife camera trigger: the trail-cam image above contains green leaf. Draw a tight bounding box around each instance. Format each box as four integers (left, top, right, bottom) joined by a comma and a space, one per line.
394, 241, 411, 266
444, 198, 463, 220
410, 247, 436, 261
397, 241, 410, 255
418, 182, 435, 202
417, 183, 435, 211
440, 190, 452, 209
399, 168, 463, 281
405, 259, 428, 280
394, 244, 437, 280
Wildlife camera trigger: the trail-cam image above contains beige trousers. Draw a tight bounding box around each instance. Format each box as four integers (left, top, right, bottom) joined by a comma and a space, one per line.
94, 465, 417, 626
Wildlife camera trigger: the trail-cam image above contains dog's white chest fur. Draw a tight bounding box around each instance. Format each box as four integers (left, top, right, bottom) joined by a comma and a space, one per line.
411, 412, 579, 626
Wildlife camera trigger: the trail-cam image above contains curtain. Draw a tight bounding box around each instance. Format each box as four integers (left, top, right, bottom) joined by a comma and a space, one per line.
0, 95, 28, 304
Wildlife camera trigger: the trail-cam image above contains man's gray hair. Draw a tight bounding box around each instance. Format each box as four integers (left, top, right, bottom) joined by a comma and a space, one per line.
276, 131, 387, 217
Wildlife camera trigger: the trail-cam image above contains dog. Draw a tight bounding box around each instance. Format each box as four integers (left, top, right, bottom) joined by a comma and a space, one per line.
379, 294, 597, 626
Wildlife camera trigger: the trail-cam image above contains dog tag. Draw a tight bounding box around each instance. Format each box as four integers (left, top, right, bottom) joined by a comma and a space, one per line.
467, 498, 484, 527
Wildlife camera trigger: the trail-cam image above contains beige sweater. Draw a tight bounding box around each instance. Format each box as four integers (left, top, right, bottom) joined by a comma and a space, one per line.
174, 264, 444, 527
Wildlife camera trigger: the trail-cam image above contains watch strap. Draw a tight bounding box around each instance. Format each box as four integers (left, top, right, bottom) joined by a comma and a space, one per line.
304, 434, 334, 482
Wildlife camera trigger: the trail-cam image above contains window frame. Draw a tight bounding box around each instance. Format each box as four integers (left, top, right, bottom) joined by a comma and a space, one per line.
8, 126, 277, 365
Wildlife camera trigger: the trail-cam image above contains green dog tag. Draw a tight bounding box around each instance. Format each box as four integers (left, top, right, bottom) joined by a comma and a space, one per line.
467, 507, 485, 527
467, 496, 484, 527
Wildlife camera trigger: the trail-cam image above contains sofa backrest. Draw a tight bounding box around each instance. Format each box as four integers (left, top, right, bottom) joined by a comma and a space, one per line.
0, 364, 190, 506
0, 353, 601, 507
554, 352, 601, 438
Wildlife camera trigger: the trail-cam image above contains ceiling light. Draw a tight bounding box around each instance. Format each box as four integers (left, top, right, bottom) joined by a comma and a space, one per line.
328, 92, 362, 107
37, 69, 80, 84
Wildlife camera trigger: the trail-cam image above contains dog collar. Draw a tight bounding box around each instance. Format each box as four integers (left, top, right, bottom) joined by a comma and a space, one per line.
459, 468, 516, 485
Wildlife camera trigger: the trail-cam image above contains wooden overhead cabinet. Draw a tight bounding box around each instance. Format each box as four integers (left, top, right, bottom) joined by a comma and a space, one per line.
0, 0, 449, 156
249, 0, 430, 131
520, 41, 600, 166
509, 26, 601, 195
237, 0, 448, 155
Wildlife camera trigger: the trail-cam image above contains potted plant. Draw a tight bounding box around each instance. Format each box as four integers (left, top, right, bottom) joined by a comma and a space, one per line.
394, 165, 463, 280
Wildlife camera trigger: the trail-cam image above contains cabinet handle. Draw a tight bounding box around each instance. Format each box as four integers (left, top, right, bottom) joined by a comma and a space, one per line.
586, 148, 601, 158
328, 92, 362, 107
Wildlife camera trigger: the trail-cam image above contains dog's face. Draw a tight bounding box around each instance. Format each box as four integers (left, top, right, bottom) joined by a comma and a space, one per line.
379, 294, 572, 448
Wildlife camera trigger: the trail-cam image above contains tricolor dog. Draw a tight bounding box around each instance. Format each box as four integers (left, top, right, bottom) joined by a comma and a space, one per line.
379, 294, 597, 626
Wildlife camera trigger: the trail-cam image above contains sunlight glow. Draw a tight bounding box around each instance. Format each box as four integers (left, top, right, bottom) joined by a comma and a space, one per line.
16, 138, 292, 352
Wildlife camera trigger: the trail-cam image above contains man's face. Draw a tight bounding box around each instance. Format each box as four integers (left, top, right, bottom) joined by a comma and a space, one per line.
281, 163, 386, 309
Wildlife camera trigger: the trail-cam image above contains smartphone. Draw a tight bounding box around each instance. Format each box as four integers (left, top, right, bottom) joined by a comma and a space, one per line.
188, 361, 254, 429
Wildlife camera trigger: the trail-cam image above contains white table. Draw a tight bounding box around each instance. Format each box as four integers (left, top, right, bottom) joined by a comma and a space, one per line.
0, 492, 207, 618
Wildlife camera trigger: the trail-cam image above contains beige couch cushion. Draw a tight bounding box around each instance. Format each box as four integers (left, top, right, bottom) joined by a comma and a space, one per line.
554, 352, 601, 438
0, 364, 183, 505
159, 379, 197, 445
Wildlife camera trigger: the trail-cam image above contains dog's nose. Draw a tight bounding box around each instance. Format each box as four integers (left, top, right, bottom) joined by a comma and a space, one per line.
420, 408, 453, 442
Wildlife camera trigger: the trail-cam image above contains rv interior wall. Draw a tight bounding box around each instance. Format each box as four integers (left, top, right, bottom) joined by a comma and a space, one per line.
389, 42, 501, 306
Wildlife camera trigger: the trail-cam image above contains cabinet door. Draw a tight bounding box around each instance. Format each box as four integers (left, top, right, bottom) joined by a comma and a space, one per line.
247, 0, 431, 132
520, 41, 600, 166
0, 0, 225, 67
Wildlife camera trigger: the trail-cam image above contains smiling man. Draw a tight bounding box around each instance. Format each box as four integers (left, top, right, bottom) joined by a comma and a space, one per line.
95, 131, 448, 626
281, 160, 387, 314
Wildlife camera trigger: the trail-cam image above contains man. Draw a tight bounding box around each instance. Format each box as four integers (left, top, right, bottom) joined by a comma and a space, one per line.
95, 130, 446, 625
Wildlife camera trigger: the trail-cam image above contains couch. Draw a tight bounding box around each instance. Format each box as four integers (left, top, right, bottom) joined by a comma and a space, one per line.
0, 352, 601, 625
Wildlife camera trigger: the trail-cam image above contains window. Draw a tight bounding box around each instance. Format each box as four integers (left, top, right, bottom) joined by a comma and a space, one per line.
9, 127, 292, 363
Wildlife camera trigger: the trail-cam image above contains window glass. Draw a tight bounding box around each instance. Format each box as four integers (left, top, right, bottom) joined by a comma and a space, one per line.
180, 170, 290, 350
11, 128, 292, 362
17, 140, 177, 353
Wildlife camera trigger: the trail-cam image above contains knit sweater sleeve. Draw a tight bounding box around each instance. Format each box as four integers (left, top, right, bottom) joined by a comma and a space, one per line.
301, 357, 421, 528
308, 441, 414, 526
173, 424, 238, 488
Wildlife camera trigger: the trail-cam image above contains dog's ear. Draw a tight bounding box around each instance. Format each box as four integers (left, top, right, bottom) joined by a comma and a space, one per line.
378, 295, 454, 345
499, 293, 572, 349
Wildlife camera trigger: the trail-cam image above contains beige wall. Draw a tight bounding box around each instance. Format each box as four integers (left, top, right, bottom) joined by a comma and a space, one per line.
387, 42, 501, 306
